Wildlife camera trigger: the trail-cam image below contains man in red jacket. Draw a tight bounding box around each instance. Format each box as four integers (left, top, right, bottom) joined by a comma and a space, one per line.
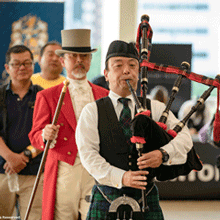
29, 29, 109, 220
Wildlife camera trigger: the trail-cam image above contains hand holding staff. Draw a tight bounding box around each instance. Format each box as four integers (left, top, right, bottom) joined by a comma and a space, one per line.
24, 79, 70, 220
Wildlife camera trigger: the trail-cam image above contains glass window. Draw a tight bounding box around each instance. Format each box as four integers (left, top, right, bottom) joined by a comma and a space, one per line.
138, 0, 219, 102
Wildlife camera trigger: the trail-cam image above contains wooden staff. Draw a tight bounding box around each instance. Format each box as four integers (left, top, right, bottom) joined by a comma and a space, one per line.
24, 79, 70, 220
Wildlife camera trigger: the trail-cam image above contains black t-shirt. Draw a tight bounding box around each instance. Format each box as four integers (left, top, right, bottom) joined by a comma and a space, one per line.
0, 82, 43, 175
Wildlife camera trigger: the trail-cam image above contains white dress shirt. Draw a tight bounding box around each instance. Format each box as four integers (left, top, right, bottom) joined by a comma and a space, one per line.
67, 77, 95, 121
76, 91, 193, 189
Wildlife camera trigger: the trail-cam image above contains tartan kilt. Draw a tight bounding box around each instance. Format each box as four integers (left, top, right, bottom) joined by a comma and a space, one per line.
86, 183, 164, 220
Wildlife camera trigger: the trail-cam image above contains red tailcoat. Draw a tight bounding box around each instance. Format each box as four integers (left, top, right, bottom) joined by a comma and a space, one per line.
29, 82, 109, 220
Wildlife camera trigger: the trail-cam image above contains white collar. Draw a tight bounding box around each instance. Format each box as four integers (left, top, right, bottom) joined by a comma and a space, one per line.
109, 90, 135, 109
67, 77, 90, 89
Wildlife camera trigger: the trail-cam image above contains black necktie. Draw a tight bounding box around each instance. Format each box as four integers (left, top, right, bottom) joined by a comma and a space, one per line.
118, 98, 132, 143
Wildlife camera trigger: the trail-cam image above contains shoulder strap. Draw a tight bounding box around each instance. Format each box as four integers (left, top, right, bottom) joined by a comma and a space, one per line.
28, 85, 43, 108
0, 85, 7, 140
0, 85, 7, 106
34, 84, 44, 93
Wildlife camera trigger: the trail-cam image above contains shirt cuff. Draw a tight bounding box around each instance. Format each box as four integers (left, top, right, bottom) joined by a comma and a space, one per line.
41, 129, 46, 143
110, 167, 126, 189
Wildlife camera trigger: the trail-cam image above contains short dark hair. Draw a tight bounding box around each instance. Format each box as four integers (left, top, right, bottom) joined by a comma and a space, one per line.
5, 45, 33, 64
105, 60, 109, 71
40, 41, 61, 57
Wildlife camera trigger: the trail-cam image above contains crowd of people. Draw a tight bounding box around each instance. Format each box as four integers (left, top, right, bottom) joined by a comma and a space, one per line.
0, 27, 216, 220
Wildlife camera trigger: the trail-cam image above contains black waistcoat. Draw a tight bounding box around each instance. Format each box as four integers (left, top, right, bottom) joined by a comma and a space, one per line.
96, 97, 151, 172
97, 97, 133, 171
96, 96, 203, 182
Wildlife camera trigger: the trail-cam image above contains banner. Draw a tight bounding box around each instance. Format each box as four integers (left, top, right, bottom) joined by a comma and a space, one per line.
157, 142, 220, 200
0, 1, 64, 85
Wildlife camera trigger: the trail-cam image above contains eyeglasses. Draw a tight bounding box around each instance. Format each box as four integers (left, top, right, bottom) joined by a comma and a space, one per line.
8, 61, 33, 69
64, 53, 91, 60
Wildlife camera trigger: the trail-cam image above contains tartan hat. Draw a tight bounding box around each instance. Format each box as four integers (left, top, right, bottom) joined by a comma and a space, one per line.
55, 29, 97, 56
105, 40, 139, 62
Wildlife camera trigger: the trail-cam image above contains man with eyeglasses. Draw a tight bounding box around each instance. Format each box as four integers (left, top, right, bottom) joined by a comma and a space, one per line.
0, 45, 43, 219
29, 29, 109, 220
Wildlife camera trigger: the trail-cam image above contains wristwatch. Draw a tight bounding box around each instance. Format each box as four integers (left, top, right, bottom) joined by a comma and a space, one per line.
158, 148, 169, 163
23, 149, 32, 160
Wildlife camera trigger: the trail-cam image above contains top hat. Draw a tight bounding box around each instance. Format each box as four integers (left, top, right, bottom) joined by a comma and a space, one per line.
55, 29, 97, 56
105, 40, 139, 62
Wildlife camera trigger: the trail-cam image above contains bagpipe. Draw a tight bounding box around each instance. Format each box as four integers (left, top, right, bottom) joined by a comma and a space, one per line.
107, 14, 220, 220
